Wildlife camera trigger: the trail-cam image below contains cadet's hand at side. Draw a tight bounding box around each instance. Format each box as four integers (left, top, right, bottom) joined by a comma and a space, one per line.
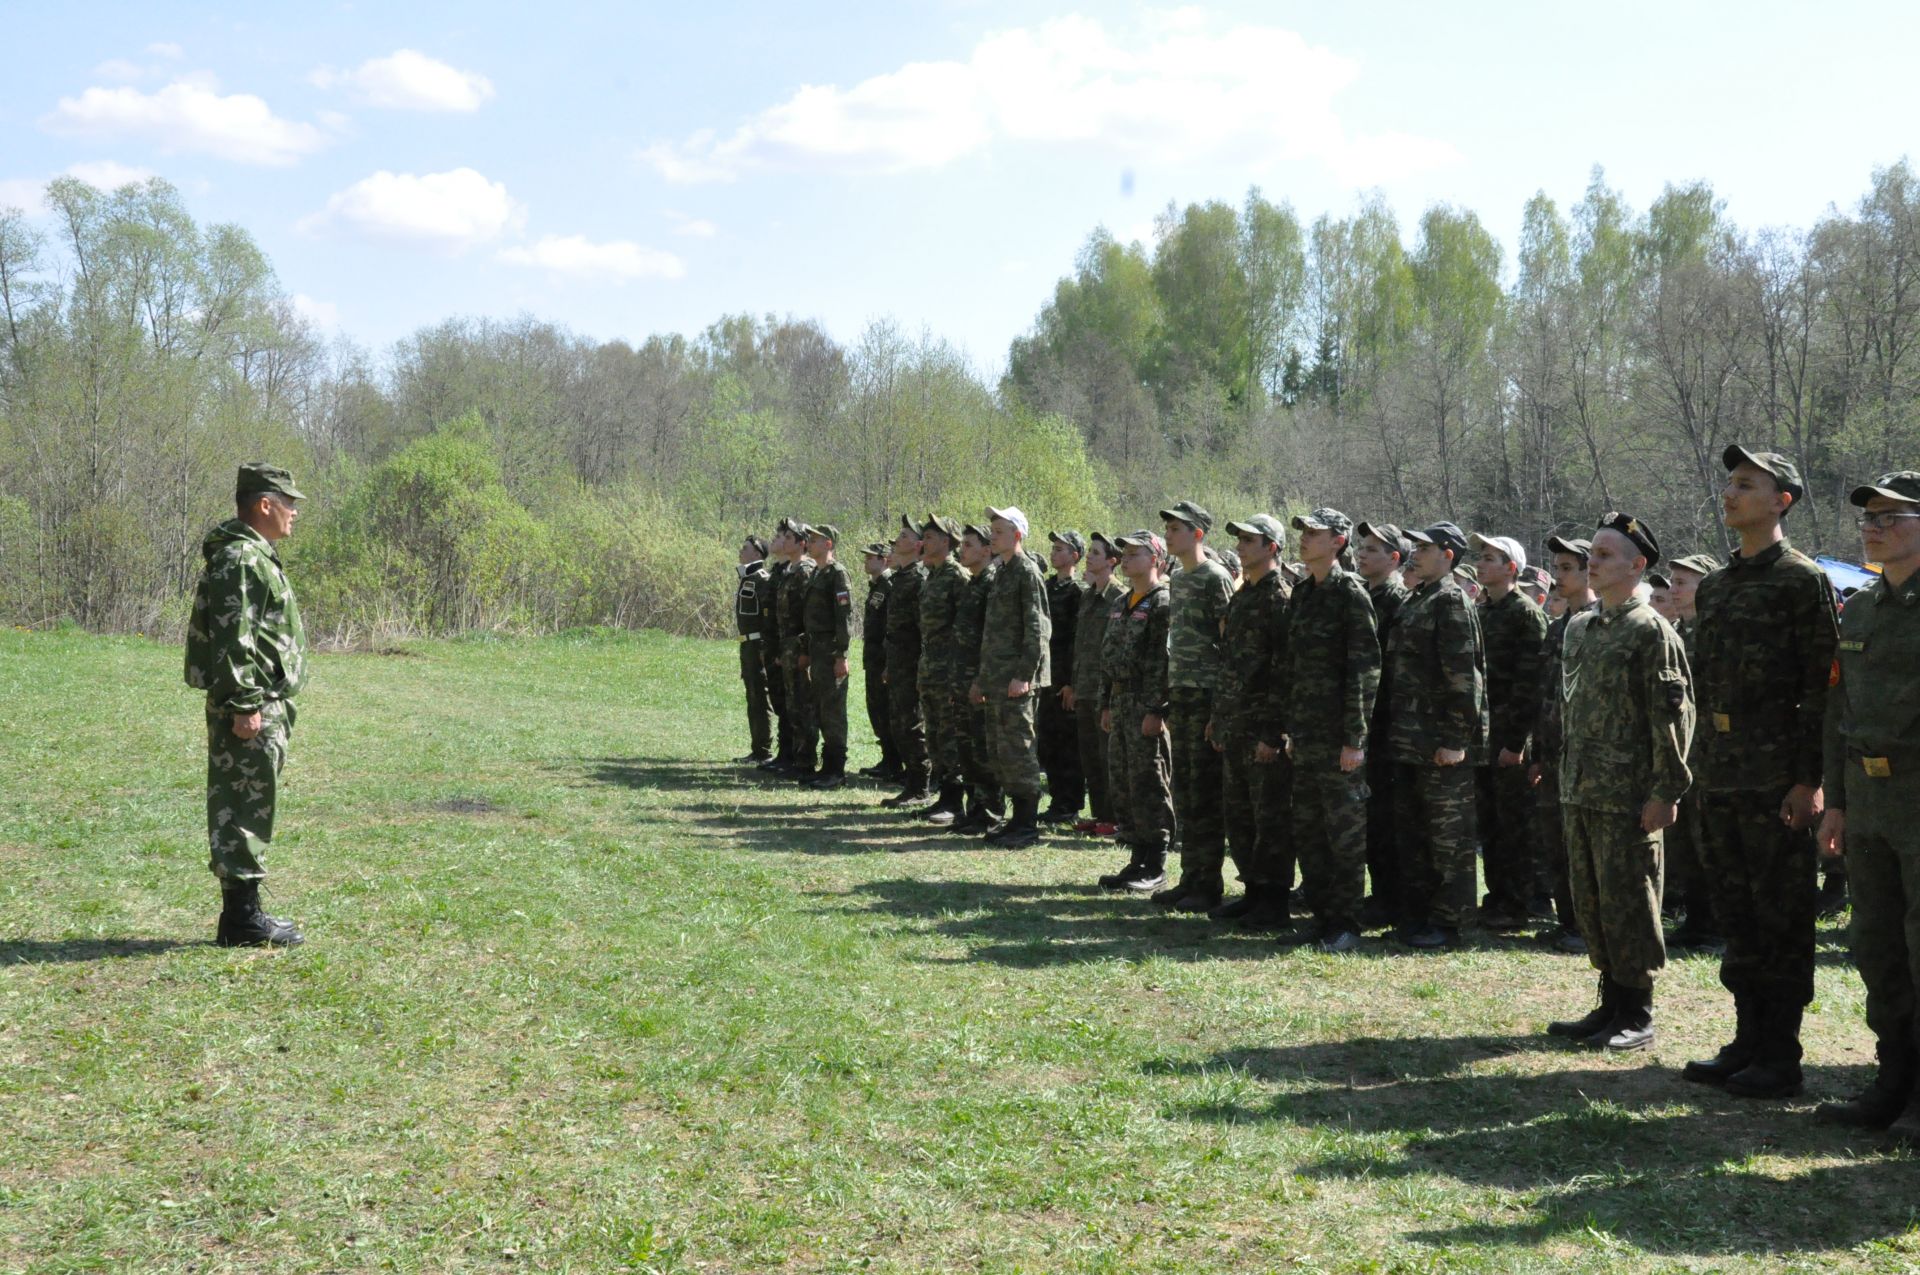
1006, 679, 1031, 699
1339, 745, 1365, 773
1141, 713, 1164, 738
833, 657, 848, 681
1497, 748, 1524, 768
1817, 809, 1846, 858
1060, 685, 1076, 712
1781, 783, 1823, 830
1640, 799, 1678, 833
1434, 747, 1466, 767
232, 711, 263, 740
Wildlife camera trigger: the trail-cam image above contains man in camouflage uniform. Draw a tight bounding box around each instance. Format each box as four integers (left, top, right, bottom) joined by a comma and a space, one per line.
800, 526, 855, 789
1471, 533, 1550, 930
1096, 531, 1175, 892
951, 525, 1006, 833
1066, 533, 1125, 836
184, 462, 310, 947
1532, 535, 1597, 954
1665, 551, 1725, 951
1154, 500, 1237, 910
1816, 471, 1920, 1139
1355, 521, 1412, 929
857, 543, 900, 781
758, 524, 793, 773
1387, 521, 1488, 949
1208, 514, 1294, 932
1547, 513, 1694, 1051
773, 521, 819, 779
880, 518, 932, 807
733, 535, 775, 763
972, 507, 1052, 847
1683, 447, 1839, 1099
1282, 508, 1380, 952
916, 516, 971, 825
1038, 531, 1090, 824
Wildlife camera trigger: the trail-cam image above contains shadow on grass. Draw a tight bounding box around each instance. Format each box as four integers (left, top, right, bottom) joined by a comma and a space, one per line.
1151, 1034, 1919, 1256
0, 937, 196, 965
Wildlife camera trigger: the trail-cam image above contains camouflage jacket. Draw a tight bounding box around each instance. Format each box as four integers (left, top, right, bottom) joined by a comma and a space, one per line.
918, 559, 970, 692
1284, 564, 1380, 762
884, 561, 926, 673
1675, 616, 1700, 763
763, 558, 788, 647
1559, 595, 1695, 812
1367, 576, 1411, 731
1823, 568, 1920, 810
1167, 557, 1235, 690
1384, 575, 1489, 765
1212, 568, 1290, 746
184, 519, 309, 715
1533, 610, 1573, 774
862, 570, 890, 670
1481, 588, 1549, 757
776, 557, 816, 651
802, 560, 854, 658
1046, 574, 1088, 689
1070, 579, 1125, 697
1692, 539, 1838, 792
735, 561, 772, 640
1101, 581, 1171, 714
979, 551, 1051, 689
956, 562, 996, 683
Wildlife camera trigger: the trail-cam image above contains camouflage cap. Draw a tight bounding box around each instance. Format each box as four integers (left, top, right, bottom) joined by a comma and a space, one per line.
1545, 534, 1592, 562
1645, 568, 1673, 590
1469, 532, 1527, 572
1048, 529, 1086, 555
1597, 511, 1661, 566
1292, 507, 1354, 539
236, 461, 304, 501
743, 534, 769, 557
921, 514, 962, 544
1669, 552, 1722, 576
1723, 444, 1805, 500
1112, 528, 1168, 557
862, 541, 889, 558
1454, 562, 1479, 582
1849, 470, 1920, 507
960, 522, 991, 543
807, 522, 840, 545
1157, 500, 1213, 532
1519, 564, 1552, 591
1355, 520, 1409, 558
1215, 547, 1242, 576
1406, 521, 1469, 557
1224, 513, 1286, 544
897, 513, 924, 538
1087, 531, 1120, 556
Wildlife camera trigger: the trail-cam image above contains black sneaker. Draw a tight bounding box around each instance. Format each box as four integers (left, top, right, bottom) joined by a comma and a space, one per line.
1317, 929, 1361, 955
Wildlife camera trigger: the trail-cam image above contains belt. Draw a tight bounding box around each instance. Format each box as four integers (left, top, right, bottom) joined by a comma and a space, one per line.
739, 633, 761, 642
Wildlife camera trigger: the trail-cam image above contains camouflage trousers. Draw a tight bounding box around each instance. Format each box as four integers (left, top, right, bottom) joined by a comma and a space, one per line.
1665, 792, 1717, 929
765, 640, 787, 753
1564, 804, 1666, 989
1077, 693, 1113, 822
206, 700, 294, 883
1843, 767, 1920, 1064
1108, 696, 1175, 854
1477, 762, 1542, 916
863, 660, 895, 764
782, 639, 817, 766
1294, 760, 1369, 930
1392, 762, 1479, 928
1700, 787, 1818, 1008
1221, 738, 1293, 889
1036, 689, 1084, 814
984, 689, 1045, 800
923, 684, 967, 786
1532, 777, 1578, 930
1364, 739, 1400, 915
806, 639, 849, 772
1168, 687, 1225, 886
887, 658, 929, 786
961, 701, 1002, 805
739, 637, 772, 755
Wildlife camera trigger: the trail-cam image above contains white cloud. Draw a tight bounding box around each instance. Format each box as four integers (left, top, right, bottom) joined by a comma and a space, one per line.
41, 77, 330, 166
664, 210, 717, 238
147, 42, 185, 59
640, 12, 1459, 186
0, 178, 43, 213
300, 168, 524, 251
65, 160, 157, 190
310, 50, 494, 112
290, 293, 341, 330
498, 234, 686, 282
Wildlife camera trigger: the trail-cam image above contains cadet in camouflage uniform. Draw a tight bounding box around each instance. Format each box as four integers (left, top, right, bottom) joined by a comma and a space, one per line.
1355, 521, 1411, 928
184, 462, 310, 947
973, 507, 1051, 847
1386, 521, 1488, 949
1283, 509, 1380, 952
952, 526, 1006, 833
857, 544, 899, 780
1547, 513, 1694, 1052
1816, 471, 1920, 1138
774, 522, 819, 778
1096, 531, 1175, 892
1208, 514, 1294, 931
1471, 533, 1550, 930
800, 526, 855, 788
917, 516, 971, 825
1664, 551, 1725, 951
880, 519, 932, 807
758, 525, 793, 772
1683, 447, 1839, 1099
1155, 501, 1237, 910
1038, 532, 1090, 823
1066, 533, 1125, 834
1531, 535, 1597, 954
733, 535, 775, 763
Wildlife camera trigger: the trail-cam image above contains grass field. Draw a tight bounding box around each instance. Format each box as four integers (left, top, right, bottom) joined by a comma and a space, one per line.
1, 626, 1914, 1273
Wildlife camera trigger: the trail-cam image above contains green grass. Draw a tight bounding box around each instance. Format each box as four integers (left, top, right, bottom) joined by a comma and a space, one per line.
0, 626, 1913, 1273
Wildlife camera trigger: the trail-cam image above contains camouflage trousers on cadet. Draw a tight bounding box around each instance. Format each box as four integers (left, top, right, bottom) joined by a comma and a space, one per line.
863, 660, 895, 765
782, 639, 817, 766
806, 638, 849, 772
1108, 696, 1175, 856
1700, 787, 1818, 1008
1294, 762, 1369, 931
207, 700, 294, 883
1842, 763, 1920, 1066
1564, 805, 1666, 989
984, 690, 1045, 801
739, 636, 772, 756
1221, 739, 1293, 890
1168, 687, 1226, 890
1665, 791, 1717, 929
1036, 690, 1084, 815
1077, 695, 1113, 823
1478, 763, 1541, 918
1532, 776, 1579, 931
764, 641, 788, 755
922, 686, 966, 787
1365, 744, 1400, 917
888, 660, 929, 787
1392, 762, 1479, 929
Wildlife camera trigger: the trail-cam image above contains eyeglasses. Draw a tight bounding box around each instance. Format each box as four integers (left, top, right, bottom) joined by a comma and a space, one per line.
1857, 511, 1920, 531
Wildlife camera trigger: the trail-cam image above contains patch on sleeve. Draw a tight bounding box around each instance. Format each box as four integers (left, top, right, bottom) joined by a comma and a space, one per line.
1658, 666, 1687, 710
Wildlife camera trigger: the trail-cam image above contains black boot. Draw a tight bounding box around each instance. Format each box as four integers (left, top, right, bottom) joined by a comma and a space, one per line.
1098, 849, 1146, 891
1818, 1041, 1916, 1128
1116, 848, 1168, 893
921, 783, 967, 826
951, 792, 992, 833
988, 796, 1043, 848
216, 879, 303, 948
1590, 982, 1654, 1051
1548, 976, 1614, 1038
1725, 1002, 1806, 1098
1682, 994, 1762, 1086
806, 756, 847, 790
1208, 882, 1263, 922
881, 777, 933, 808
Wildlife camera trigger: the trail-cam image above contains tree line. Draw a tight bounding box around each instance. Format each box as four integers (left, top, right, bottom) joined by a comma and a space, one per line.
1, 163, 1914, 642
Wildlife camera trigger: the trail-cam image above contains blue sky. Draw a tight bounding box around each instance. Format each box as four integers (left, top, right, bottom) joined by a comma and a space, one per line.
5, 0, 1915, 374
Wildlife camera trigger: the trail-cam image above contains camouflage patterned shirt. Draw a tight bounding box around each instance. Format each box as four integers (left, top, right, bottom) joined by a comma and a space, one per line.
1559, 595, 1695, 811
1166, 557, 1235, 691
1101, 580, 1170, 715
1046, 574, 1088, 689
763, 558, 789, 648
979, 551, 1051, 689
1692, 539, 1838, 792
955, 562, 996, 683
1384, 575, 1488, 765
884, 561, 926, 675
1480, 588, 1549, 757
918, 559, 970, 692
776, 557, 816, 650
1367, 576, 1411, 734
1211, 568, 1290, 746
1823, 567, 1920, 810
802, 560, 854, 657
862, 570, 890, 670
1283, 564, 1380, 763
184, 519, 308, 715
1070, 579, 1125, 698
